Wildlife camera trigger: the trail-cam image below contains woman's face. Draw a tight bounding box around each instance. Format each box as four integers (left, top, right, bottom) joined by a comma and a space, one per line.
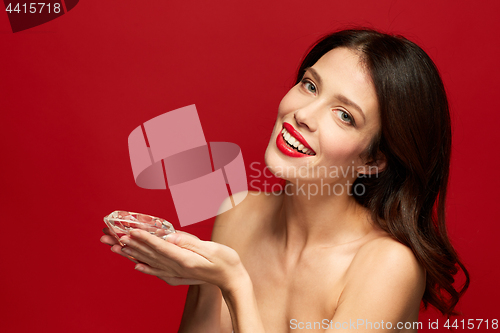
265, 47, 381, 185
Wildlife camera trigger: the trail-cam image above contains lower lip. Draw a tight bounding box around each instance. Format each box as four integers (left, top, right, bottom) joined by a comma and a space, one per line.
276, 131, 311, 158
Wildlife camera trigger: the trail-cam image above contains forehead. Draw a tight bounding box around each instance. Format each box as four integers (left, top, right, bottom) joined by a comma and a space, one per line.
311, 47, 379, 122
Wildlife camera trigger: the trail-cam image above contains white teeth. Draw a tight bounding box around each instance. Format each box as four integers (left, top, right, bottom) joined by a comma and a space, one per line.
281, 127, 315, 155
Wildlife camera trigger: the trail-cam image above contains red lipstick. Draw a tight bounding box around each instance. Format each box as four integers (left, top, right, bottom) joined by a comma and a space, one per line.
283, 122, 315, 152
276, 131, 308, 157
276, 122, 316, 158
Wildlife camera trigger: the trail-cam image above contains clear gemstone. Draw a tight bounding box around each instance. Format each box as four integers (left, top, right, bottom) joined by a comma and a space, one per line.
104, 211, 176, 245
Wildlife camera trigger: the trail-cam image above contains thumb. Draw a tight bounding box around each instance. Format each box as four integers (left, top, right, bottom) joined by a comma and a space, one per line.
176, 230, 200, 240
165, 232, 202, 253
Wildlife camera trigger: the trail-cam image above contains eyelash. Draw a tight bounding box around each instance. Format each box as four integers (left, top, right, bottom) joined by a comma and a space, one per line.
301, 78, 317, 94
335, 110, 356, 126
300, 78, 356, 127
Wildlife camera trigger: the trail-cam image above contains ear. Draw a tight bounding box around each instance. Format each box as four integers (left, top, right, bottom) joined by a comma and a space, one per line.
357, 151, 387, 176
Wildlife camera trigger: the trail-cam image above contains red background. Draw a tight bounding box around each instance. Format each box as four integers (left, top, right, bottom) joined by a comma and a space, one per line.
1, 1, 499, 332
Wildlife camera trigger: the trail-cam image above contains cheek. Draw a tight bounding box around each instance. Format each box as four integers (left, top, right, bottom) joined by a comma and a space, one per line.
320, 131, 368, 165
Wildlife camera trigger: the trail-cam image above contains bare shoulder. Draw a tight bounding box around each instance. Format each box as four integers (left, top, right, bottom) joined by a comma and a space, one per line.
335, 235, 426, 323
356, 235, 423, 272
346, 236, 425, 291
211, 191, 281, 250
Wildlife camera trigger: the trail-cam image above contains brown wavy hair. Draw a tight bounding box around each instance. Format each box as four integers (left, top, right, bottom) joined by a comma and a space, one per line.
295, 29, 469, 316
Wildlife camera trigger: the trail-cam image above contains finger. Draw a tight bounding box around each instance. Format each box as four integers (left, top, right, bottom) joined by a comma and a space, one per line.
176, 230, 200, 240
134, 264, 205, 285
119, 243, 176, 269
161, 277, 206, 286
128, 230, 192, 263
101, 235, 119, 246
103, 227, 125, 244
130, 229, 213, 263
164, 232, 215, 262
119, 235, 157, 258
119, 245, 155, 266
103, 227, 121, 238
110, 244, 140, 263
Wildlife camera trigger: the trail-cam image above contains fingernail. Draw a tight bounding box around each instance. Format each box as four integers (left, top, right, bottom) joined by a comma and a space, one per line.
120, 237, 129, 245
121, 247, 131, 254
165, 233, 177, 243
135, 265, 144, 271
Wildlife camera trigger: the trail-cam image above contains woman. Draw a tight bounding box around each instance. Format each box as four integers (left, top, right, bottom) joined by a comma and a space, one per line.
101, 29, 469, 332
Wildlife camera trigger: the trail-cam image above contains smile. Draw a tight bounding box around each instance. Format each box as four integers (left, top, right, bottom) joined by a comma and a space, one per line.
276, 122, 316, 157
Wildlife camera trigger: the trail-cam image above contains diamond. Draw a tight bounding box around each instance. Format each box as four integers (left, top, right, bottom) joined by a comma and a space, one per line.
103, 211, 176, 245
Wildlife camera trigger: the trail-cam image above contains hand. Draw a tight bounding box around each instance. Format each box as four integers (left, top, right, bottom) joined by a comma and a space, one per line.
100, 227, 141, 263
101, 228, 200, 282
116, 229, 248, 290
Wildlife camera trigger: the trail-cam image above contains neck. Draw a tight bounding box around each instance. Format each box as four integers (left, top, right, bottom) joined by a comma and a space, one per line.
275, 179, 374, 253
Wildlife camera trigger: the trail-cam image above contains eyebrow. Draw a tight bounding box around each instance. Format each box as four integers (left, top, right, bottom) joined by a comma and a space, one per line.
304, 67, 366, 123
305, 67, 323, 87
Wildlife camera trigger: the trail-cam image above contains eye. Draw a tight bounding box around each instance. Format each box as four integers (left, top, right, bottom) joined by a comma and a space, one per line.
335, 110, 355, 126
301, 79, 317, 94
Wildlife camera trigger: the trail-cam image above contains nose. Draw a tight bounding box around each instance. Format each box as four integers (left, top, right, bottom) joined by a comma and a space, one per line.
293, 102, 320, 132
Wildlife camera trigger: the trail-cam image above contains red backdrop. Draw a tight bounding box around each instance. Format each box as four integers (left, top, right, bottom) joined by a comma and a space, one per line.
1, 1, 498, 332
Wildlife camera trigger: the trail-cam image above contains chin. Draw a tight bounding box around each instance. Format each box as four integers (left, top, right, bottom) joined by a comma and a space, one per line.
264, 142, 306, 182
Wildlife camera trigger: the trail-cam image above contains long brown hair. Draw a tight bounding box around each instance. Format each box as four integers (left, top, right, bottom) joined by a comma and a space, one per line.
295, 29, 469, 316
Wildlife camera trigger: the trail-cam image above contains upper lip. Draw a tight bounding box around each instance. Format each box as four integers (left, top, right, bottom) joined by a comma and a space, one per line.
282, 122, 316, 153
